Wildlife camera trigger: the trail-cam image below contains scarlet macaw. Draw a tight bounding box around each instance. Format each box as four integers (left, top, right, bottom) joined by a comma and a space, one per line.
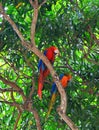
51, 74, 72, 95
38, 46, 60, 99
46, 74, 72, 120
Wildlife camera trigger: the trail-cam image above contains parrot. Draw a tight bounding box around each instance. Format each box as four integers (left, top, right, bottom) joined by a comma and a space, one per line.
45, 74, 72, 120
51, 74, 72, 95
38, 46, 60, 99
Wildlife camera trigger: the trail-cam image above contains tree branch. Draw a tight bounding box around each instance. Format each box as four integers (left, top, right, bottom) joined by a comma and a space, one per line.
28, 77, 35, 99
0, 75, 26, 101
14, 112, 22, 130
0, 88, 18, 92
30, 108, 42, 130
10, 91, 23, 130
87, 25, 99, 45
0, 100, 22, 108
39, 0, 46, 7
29, 0, 39, 46
0, 53, 32, 79
84, 55, 99, 65
57, 110, 78, 130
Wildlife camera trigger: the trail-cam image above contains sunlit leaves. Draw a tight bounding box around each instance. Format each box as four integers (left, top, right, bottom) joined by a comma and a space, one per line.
0, 0, 99, 129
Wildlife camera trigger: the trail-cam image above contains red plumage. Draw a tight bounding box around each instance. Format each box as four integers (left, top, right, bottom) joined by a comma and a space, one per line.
38, 46, 60, 99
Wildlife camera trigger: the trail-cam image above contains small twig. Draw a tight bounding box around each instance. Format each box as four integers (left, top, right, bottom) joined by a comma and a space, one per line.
0, 53, 32, 79
10, 91, 23, 112
87, 25, 99, 45
11, 90, 16, 102
0, 63, 6, 67
84, 56, 99, 65
22, 50, 34, 69
14, 111, 22, 130
0, 100, 22, 107
0, 95, 5, 101
0, 88, 18, 92
28, 77, 35, 99
0, 54, 19, 76
39, 0, 46, 7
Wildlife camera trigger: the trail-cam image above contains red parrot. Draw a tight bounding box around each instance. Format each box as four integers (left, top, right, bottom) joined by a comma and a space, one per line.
38, 46, 60, 99
46, 74, 72, 120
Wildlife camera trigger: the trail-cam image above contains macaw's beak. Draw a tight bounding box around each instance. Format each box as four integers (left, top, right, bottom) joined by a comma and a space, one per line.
54, 49, 60, 56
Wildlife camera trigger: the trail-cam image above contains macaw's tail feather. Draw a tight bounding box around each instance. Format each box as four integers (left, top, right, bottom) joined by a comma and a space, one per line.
38, 69, 50, 99
38, 70, 44, 99
43, 69, 50, 79
45, 93, 57, 121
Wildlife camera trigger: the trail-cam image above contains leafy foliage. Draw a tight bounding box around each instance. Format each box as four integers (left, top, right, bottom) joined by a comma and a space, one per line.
0, 0, 99, 129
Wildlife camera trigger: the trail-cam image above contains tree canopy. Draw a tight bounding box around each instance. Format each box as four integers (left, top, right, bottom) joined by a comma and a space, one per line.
0, 0, 99, 130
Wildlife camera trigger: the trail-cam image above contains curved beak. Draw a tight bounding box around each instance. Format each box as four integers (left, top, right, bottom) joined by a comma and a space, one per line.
54, 49, 60, 56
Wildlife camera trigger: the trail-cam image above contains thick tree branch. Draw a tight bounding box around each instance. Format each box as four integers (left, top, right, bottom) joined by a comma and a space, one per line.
23, 96, 41, 130
57, 110, 78, 130
29, 0, 39, 46
30, 108, 42, 130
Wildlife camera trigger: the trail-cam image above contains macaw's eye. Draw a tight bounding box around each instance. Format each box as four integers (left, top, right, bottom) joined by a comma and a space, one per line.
67, 80, 70, 83
54, 52, 57, 55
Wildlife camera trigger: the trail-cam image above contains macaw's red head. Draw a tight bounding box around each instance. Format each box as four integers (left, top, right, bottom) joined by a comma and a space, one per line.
46, 46, 60, 62
50, 46, 60, 56
61, 74, 72, 88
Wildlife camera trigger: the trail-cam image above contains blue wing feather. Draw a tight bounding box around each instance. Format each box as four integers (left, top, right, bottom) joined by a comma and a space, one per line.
38, 50, 47, 71
44, 50, 47, 55
59, 74, 64, 80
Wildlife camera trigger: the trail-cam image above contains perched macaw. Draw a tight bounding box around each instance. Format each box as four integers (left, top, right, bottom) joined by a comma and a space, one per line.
38, 46, 60, 99
51, 74, 72, 95
46, 74, 72, 120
